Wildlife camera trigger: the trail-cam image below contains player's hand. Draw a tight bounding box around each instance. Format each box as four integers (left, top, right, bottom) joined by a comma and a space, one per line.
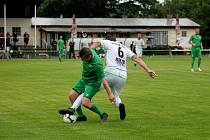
148, 70, 157, 78
108, 94, 115, 103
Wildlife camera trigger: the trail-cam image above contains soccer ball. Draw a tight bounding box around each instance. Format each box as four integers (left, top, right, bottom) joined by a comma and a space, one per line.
63, 114, 77, 123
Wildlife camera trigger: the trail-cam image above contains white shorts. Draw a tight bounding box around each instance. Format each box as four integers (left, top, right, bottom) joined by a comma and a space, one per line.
135, 47, 142, 57
103, 72, 126, 97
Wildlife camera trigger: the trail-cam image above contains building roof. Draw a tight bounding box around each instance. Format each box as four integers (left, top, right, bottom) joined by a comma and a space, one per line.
41, 27, 150, 33
32, 17, 200, 27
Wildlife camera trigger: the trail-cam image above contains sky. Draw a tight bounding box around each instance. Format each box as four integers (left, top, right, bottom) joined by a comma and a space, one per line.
158, 0, 164, 3
120, 0, 165, 3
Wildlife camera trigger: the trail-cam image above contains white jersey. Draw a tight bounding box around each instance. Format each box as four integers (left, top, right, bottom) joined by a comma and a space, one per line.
134, 38, 144, 56
100, 40, 135, 79
134, 38, 145, 49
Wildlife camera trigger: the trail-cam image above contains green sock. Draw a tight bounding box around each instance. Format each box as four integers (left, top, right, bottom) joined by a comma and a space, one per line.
76, 106, 85, 117
191, 57, 195, 68
198, 57, 201, 67
90, 104, 103, 117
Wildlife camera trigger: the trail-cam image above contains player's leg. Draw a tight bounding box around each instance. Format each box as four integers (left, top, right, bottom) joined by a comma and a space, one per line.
58, 89, 81, 115
70, 93, 83, 109
58, 79, 87, 120
73, 51, 76, 59
191, 48, 196, 72
139, 47, 143, 57
68, 93, 88, 121
197, 48, 202, 71
58, 50, 61, 62
191, 57, 195, 72
113, 78, 126, 120
82, 85, 108, 121
108, 78, 125, 106
70, 80, 87, 120
71, 48, 75, 59
69, 49, 71, 59
134, 48, 141, 66
59, 49, 64, 62
105, 73, 126, 120
198, 57, 202, 71
61, 49, 65, 58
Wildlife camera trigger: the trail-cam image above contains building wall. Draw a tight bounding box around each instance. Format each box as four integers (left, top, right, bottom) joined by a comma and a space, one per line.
0, 18, 40, 47
150, 28, 195, 48
0, 18, 196, 50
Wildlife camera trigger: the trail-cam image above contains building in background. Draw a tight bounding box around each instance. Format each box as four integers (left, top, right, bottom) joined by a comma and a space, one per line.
0, 0, 41, 50
32, 17, 200, 50
0, 17, 200, 51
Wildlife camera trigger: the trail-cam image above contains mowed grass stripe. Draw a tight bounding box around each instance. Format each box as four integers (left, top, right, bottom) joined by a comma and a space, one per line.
0, 56, 210, 140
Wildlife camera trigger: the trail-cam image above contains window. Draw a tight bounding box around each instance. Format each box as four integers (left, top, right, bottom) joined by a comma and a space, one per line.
0, 27, 4, 35
151, 31, 168, 46
182, 31, 187, 37
12, 27, 21, 36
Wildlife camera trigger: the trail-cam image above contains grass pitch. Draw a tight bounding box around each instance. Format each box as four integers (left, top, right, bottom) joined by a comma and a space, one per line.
0, 56, 210, 140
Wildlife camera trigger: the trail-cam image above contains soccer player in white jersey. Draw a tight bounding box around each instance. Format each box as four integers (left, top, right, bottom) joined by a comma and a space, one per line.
62, 35, 156, 121
134, 33, 145, 66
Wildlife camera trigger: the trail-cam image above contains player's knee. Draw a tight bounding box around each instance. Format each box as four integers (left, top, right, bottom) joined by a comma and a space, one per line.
68, 90, 79, 102
68, 93, 74, 102
81, 98, 91, 108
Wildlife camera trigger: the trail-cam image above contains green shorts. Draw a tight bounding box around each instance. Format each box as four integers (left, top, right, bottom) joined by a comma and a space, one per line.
191, 47, 201, 57
72, 79, 101, 99
59, 49, 64, 55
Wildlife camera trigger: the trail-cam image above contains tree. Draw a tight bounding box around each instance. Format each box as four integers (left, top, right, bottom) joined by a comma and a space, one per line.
157, 0, 210, 48
37, 0, 107, 18
113, 0, 159, 18
37, 0, 160, 18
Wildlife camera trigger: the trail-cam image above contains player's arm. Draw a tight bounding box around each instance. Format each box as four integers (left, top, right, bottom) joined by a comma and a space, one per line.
90, 39, 101, 49
200, 37, 203, 49
189, 40, 195, 46
131, 55, 157, 78
102, 78, 115, 103
95, 65, 115, 103
142, 39, 145, 46
189, 36, 195, 46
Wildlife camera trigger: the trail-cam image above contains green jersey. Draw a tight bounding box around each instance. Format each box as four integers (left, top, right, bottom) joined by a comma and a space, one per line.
82, 48, 104, 85
189, 34, 202, 48
58, 39, 65, 50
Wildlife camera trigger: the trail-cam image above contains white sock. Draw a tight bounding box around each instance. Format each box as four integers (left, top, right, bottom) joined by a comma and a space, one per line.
71, 93, 83, 109
113, 97, 122, 107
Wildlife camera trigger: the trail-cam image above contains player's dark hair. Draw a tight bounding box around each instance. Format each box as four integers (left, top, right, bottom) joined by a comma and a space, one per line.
79, 47, 92, 58
105, 34, 116, 41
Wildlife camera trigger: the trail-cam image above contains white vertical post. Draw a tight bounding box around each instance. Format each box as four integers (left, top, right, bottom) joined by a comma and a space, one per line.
4, 4, 6, 51
34, 4, 37, 49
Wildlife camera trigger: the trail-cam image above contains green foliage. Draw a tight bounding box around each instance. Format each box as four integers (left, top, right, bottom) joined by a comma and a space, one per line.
37, 0, 159, 18
37, 0, 107, 17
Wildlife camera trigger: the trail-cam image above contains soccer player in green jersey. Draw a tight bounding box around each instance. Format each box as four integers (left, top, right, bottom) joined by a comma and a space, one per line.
63, 35, 157, 121
57, 35, 65, 62
59, 47, 115, 122
189, 28, 203, 72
